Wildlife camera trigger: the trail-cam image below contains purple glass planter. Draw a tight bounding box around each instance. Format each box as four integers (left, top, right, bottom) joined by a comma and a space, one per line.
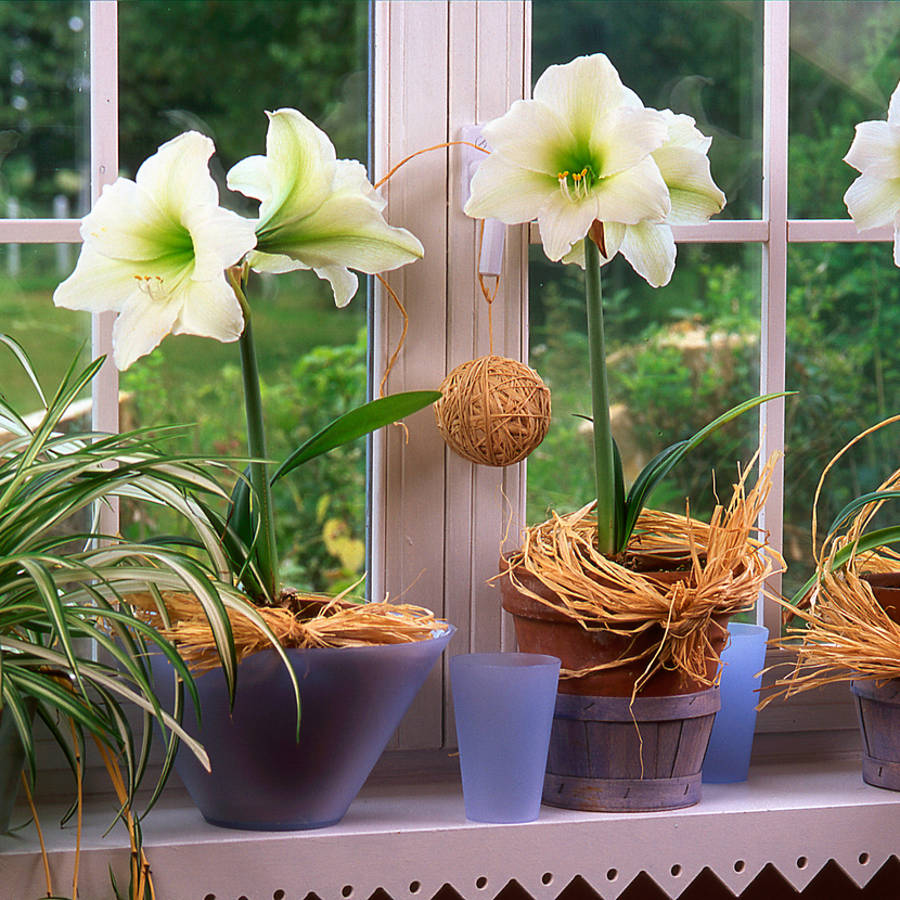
703, 623, 769, 783
150, 627, 454, 830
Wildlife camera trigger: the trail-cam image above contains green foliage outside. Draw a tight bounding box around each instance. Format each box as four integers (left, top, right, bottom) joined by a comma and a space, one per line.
528, 0, 900, 595
3, 0, 900, 599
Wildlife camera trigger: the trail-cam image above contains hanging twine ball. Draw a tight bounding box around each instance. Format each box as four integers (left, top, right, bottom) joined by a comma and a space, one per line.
434, 354, 551, 467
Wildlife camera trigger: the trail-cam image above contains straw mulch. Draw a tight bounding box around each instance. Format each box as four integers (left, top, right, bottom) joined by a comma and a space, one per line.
768, 443, 900, 701
128, 589, 450, 673
501, 453, 784, 685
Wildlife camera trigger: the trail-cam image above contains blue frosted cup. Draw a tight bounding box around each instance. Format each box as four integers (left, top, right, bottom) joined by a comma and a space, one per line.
703, 623, 769, 783
451, 652, 560, 823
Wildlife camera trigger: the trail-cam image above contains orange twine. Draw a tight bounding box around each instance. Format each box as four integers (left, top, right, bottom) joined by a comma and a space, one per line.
374, 140, 491, 397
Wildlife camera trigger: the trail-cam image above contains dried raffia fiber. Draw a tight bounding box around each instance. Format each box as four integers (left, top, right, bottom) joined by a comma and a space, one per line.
128, 589, 450, 673
499, 452, 783, 687
434, 354, 551, 467
767, 437, 900, 702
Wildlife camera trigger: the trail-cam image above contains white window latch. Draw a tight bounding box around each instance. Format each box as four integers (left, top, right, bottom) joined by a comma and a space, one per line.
460, 124, 505, 277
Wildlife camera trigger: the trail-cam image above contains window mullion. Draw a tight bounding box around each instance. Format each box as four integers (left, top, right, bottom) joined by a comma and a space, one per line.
760, 0, 789, 633
89, 0, 120, 532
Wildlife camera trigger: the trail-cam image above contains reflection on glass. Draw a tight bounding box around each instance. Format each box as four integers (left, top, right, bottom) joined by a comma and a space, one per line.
111, 0, 370, 594
531, 0, 763, 220
0, 243, 89, 412
528, 244, 762, 526
784, 242, 900, 594
0, 1, 90, 219
789, 1, 900, 219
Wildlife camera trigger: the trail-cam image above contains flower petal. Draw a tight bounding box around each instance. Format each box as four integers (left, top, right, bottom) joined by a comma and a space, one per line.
533, 54, 627, 147
53, 243, 147, 313
482, 99, 577, 175
889, 80, 900, 126
591, 156, 670, 225
560, 222, 625, 267
314, 264, 359, 307
844, 121, 900, 173
80, 179, 180, 262
184, 204, 257, 281
593, 105, 668, 178
260, 159, 424, 274
136, 131, 219, 219
653, 146, 726, 224
173, 275, 245, 342
464, 152, 557, 223
112, 294, 181, 370
536, 192, 603, 261
844, 164, 900, 230
226, 155, 273, 206
620, 221, 676, 287
247, 250, 310, 274
246, 108, 337, 229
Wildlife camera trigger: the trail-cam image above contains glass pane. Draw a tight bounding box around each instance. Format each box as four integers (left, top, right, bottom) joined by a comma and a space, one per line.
0, 1, 90, 219
531, 0, 764, 220
0, 242, 90, 412
528, 244, 763, 529
789, 1, 900, 219
114, 0, 369, 593
784, 242, 900, 597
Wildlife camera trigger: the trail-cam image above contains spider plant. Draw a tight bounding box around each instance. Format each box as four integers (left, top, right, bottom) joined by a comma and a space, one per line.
0, 333, 280, 832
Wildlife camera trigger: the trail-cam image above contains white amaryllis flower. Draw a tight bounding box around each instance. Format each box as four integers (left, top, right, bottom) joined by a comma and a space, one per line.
563, 109, 726, 286
53, 131, 257, 370
227, 108, 424, 307
463, 53, 672, 263
844, 80, 900, 266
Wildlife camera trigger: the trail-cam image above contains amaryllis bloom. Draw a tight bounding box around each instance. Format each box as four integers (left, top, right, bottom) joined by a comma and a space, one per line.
463, 53, 672, 262
227, 108, 424, 307
564, 110, 726, 286
844, 80, 900, 266
53, 131, 257, 370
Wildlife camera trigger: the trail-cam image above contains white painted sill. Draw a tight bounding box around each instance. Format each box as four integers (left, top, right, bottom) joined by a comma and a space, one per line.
1, 744, 895, 900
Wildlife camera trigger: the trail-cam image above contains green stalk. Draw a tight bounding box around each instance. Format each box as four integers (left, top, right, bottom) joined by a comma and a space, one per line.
584, 236, 616, 556
228, 269, 279, 602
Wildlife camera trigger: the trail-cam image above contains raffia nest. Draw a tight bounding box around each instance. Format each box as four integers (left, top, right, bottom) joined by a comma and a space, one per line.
128, 589, 450, 673
767, 459, 900, 702
433, 354, 551, 467
501, 452, 783, 685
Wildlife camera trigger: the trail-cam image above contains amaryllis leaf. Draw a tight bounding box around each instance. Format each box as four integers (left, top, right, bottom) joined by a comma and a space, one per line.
272, 391, 441, 484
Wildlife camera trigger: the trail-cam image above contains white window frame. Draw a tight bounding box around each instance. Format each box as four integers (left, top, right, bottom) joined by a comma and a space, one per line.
6, 3, 900, 897
1, 0, 891, 752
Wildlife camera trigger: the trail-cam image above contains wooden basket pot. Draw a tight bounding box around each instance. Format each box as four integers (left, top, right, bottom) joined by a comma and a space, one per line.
851, 678, 900, 791
499, 557, 727, 811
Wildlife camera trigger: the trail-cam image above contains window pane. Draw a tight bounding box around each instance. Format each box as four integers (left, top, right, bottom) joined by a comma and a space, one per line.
528, 244, 762, 533
115, 0, 369, 593
784, 242, 900, 596
0, 1, 90, 218
0, 242, 90, 410
789, 0, 900, 219
531, 0, 763, 220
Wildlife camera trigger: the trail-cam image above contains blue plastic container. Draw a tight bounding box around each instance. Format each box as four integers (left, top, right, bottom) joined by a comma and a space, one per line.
702, 623, 769, 783
151, 627, 454, 830
451, 652, 560, 823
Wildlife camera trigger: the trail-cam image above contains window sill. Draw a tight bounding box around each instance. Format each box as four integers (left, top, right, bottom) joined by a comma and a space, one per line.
0, 752, 895, 899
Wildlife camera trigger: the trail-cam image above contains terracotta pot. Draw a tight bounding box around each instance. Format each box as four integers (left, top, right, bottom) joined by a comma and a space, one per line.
499, 557, 729, 697
861, 572, 900, 624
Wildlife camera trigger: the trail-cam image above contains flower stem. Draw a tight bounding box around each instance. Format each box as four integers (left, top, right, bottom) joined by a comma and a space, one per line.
229, 268, 279, 601
584, 236, 616, 556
